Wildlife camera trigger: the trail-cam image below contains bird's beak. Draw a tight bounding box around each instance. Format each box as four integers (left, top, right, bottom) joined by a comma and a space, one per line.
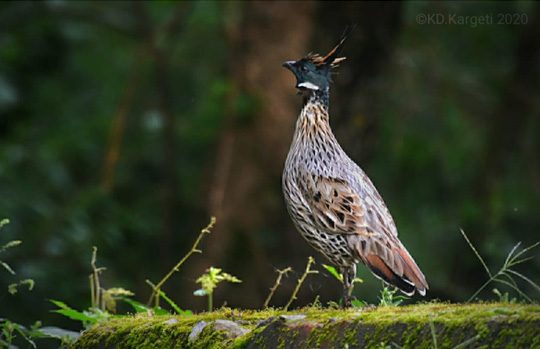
282, 61, 295, 71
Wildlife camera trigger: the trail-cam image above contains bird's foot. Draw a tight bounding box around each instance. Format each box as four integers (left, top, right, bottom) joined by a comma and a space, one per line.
341, 295, 358, 308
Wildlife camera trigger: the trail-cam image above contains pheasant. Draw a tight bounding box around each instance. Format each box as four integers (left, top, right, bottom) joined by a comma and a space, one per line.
282, 26, 428, 304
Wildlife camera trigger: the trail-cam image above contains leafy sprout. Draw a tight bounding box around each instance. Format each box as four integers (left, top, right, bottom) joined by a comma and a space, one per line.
194, 267, 242, 311
378, 285, 409, 307
322, 264, 365, 306
322, 264, 363, 285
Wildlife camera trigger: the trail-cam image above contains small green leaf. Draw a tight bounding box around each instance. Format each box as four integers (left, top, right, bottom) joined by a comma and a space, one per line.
53, 308, 98, 324
322, 264, 343, 282
351, 299, 367, 307
49, 299, 69, 308
153, 307, 170, 315
49, 300, 98, 324
121, 297, 151, 313
1, 261, 15, 275
9, 322, 37, 348
157, 289, 192, 315
8, 283, 18, 294
220, 272, 242, 283
38, 326, 80, 341
1, 240, 22, 253
208, 267, 221, 278
8, 279, 34, 294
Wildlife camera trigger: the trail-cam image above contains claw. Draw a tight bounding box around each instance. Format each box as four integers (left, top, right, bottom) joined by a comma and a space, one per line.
341, 295, 357, 308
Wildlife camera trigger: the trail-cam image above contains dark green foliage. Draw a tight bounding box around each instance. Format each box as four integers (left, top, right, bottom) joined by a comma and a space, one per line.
0, 0, 232, 330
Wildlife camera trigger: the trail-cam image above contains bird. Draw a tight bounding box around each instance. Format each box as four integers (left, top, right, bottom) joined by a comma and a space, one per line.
282, 26, 428, 305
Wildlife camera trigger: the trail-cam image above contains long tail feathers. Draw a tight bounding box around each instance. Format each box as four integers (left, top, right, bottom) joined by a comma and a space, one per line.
363, 246, 428, 296
395, 248, 428, 295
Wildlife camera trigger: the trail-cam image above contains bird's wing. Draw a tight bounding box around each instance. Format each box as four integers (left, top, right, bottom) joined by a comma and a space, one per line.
298, 171, 430, 294
298, 172, 428, 294
297, 172, 384, 237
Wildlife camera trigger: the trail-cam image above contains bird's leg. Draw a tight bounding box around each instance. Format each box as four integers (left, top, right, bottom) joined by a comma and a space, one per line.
340, 264, 357, 307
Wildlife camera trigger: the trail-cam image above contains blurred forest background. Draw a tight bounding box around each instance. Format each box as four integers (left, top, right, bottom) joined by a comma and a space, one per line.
1, 0, 539, 332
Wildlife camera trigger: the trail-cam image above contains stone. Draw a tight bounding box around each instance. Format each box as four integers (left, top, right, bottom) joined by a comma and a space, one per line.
213, 319, 251, 338
189, 320, 209, 341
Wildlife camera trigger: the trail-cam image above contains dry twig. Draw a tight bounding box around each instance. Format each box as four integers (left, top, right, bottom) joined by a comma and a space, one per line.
263, 267, 292, 308
284, 257, 318, 311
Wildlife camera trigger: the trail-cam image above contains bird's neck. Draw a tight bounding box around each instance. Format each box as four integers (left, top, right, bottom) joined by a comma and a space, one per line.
297, 88, 331, 130
291, 88, 336, 150
302, 88, 329, 111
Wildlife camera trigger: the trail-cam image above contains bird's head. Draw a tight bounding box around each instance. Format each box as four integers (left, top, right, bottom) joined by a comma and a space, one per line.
283, 25, 355, 92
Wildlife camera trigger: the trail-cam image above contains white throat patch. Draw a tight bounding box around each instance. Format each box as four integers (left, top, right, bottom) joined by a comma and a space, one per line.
297, 81, 320, 91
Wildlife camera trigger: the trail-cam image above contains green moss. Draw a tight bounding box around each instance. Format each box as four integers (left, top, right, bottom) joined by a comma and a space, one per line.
342, 320, 360, 346
403, 321, 423, 347
72, 303, 540, 348
251, 327, 266, 346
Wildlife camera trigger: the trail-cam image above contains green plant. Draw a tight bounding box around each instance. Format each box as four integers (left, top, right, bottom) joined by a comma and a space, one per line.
147, 217, 215, 307
492, 288, 517, 304
51, 247, 136, 328
379, 285, 409, 306
1, 219, 75, 347
429, 318, 438, 348
461, 229, 540, 302
322, 264, 364, 285
1, 319, 37, 348
50, 300, 112, 328
51, 245, 192, 329
1, 219, 34, 295
142, 283, 192, 315
194, 267, 242, 311
1, 219, 19, 274
88, 246, 135, 313
322, 264, 365, 306
1, 219, 37, 347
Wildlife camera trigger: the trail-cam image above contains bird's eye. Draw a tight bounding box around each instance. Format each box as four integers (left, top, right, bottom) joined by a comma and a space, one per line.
300, 65, 308, 72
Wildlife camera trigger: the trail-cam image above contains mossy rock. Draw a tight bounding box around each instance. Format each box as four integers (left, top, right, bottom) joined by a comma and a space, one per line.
72, 302, 540, 348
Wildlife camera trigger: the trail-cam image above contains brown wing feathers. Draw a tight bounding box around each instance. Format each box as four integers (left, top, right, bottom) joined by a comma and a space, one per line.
299, 175, 374, 237
301, 174, 428, 295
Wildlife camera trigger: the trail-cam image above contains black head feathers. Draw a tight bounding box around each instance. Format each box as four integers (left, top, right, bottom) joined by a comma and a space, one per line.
283, 25, 356, 91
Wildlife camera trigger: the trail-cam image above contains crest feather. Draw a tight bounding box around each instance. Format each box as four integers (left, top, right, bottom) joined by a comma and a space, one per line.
303, 24, 356, 68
